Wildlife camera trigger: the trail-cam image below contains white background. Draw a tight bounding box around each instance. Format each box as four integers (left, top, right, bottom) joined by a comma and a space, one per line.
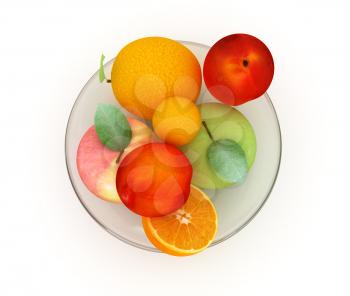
1, 0, 349, 295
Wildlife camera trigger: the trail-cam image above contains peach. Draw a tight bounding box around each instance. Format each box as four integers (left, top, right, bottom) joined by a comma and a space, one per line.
204, 33, 274, 105
116, 143, 192, 217
76, 118, 153, 202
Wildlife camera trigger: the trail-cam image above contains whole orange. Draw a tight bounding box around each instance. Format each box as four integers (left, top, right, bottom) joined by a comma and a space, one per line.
111, 37, 202, 119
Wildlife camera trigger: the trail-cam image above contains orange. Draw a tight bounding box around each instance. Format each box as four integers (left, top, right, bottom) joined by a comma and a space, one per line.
111, 37, 202, 119
152, 96, 201, 146
142, 185, 217, 256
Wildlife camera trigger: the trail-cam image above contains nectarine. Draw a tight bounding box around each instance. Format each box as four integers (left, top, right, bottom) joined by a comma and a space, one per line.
204, 33, 274, 105
116, 143, 192, 217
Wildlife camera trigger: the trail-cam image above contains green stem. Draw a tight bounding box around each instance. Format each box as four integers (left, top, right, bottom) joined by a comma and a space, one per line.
116, 149, 124, 164
202, 121, 214, 141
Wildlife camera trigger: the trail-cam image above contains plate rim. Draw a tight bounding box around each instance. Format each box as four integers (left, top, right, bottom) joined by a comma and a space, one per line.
65, 40, 282, 253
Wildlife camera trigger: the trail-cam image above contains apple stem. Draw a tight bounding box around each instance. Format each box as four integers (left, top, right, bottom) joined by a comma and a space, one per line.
116, 149, 124, 164
106, 79, 111, 83
202, 121, 214, 141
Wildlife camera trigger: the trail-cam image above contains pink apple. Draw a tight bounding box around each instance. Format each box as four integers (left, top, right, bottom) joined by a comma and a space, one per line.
77, 118, 153, 203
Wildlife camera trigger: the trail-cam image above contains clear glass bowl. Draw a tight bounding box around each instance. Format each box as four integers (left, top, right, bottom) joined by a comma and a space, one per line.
65, 41, 282, 252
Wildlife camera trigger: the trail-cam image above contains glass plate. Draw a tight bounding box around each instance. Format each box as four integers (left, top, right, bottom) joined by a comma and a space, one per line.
65, 40, 282, 252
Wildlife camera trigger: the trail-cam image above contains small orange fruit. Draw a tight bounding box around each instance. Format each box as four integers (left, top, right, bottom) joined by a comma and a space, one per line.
111, 37, 202, 119
152, 96, 201, 146
142, 185, 217, 256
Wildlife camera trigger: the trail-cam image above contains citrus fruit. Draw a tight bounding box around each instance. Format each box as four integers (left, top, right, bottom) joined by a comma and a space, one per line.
111, 37, 202, 119
152, 96, 201, 146
77, 118, 153, 203
142, 185, 217, 256
116, 143, 192, 217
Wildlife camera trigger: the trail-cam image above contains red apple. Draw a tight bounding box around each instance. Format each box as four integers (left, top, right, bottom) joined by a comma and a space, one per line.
116, 143, 192, 217
203, 33, 274, 105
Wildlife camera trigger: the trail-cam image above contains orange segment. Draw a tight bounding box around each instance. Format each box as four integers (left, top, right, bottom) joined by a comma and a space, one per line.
142, 185, 217, 256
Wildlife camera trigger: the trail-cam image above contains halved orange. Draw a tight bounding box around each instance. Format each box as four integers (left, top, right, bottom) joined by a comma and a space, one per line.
142, 185, 217, 256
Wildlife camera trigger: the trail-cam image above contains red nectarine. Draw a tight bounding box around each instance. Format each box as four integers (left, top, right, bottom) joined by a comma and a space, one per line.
203, 33, 274, 105
116, 143, 192, 217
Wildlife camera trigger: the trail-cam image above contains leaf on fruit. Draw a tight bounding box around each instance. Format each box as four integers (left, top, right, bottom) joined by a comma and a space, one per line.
207, 139, 248, 184
99, 53, 106, 83
94, 104, 132, 151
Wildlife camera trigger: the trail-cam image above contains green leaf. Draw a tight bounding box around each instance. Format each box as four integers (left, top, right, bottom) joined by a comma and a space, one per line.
99, 54, 106, 83
94, 104, 132, 151
207, 139, 248, 184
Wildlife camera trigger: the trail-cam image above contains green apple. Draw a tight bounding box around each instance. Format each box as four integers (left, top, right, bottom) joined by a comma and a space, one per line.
181, 103, 256, 189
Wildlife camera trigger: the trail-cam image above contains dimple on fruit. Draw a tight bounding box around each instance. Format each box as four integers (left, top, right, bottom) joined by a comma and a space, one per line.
152, 96, 201, 146
111, 37, 202, 119
116, 143, 193, 217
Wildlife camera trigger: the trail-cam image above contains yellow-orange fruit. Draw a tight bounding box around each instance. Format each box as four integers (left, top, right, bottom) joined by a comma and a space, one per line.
111, 37, 202, 119
152, 96, 201, 146
142, 185, 217, 256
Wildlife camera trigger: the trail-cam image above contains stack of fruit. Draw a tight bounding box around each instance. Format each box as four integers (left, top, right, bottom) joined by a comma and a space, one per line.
76, 34, 274, 256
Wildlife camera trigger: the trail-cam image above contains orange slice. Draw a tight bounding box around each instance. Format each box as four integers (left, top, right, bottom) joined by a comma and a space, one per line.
142, 185, 217, 256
